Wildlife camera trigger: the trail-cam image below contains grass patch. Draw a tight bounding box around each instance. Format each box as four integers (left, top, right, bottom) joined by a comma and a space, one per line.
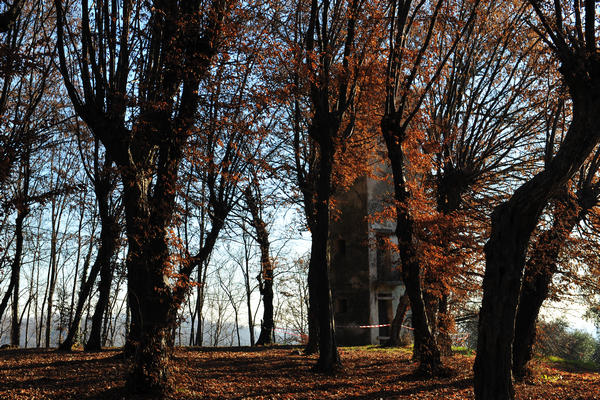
452, 346, 475, 356
342, 345, 477, 357
545, 355, 599, 372
341, 345, 413, 354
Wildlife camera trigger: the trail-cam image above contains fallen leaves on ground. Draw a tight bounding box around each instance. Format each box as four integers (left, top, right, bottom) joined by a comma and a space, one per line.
0, 346, 598, 399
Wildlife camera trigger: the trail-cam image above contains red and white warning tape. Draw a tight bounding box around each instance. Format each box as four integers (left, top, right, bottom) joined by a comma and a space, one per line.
338, 323, 414, 331
359, 323, 390, 328
275, 325, 469, 344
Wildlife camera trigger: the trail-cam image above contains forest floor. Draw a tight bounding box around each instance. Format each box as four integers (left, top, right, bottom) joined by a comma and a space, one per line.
0, 345, 598, 399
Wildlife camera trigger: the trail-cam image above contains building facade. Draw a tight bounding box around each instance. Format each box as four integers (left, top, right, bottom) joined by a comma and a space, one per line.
330, 170, 408, 346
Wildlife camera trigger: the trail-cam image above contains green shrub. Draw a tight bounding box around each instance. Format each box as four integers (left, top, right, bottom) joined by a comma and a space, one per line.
535, 319, 599, 364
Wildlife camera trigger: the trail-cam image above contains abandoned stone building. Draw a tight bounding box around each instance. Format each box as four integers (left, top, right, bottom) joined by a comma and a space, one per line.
330, 167, 409, 345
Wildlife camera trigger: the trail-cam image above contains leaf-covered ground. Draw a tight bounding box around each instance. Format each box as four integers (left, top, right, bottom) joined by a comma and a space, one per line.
0, 346, 598, 399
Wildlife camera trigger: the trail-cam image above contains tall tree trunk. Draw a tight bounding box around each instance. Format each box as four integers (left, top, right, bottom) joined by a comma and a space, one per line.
474, 91, 600, 400
85, 220, 119, 351
0, 277, 15, 329
45, 232, 57, 348
194, 266, 206, 347
68, 201, 86, 330
311, 237, 340, 372
387, 293, 409, 347
245, 279, 255, 346
123, 168, 180, 394
255, 268, 274, 346
54, 0, 230, 393
241, 237, 255, 347
58, 241, 95, 351
512, 189, 593, 380
126, 235, 175, 393
86, 174, 120, 351
244, 186, 274, 346
10, 156, 30, 347
295, 0, 362, 362
312, 132, 340, 373
382, 117, 442, 376
3, 202, 28, 345
437, 294, 452, 356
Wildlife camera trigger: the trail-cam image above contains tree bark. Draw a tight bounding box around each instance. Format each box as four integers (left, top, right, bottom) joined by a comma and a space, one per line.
437, 294, 452, 356
60, 147, 120, 352
294, 0, 362, 362
58, 253, 100, 351
311, 227, 340, 372
0, 277, 15, 327
87, 175, 120, 352
10, 205, 27, 347
387, 293, 409, 347
55, 0, 228, 392
310, 117, 341, 373
0, 183, 28, 331
122, 167, 178, 393
512, 188, 593, 380
85, 218, 119, 351
244, 186, 275, 346
45, 229, 58, 348
474, 90, 600, 400
194, 262, 208, 346
256, 267, 274, 347
382, 117, 442, 376
511, 262, 553, 381
304, 295, 319, 354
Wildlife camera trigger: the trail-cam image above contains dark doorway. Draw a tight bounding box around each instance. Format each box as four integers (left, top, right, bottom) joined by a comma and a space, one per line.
377, 293, 393, 340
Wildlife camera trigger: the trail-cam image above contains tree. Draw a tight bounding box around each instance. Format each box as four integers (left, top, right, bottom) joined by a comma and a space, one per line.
380, 0, 479, 375
0, 0, 23, 33
513, 140, 600, 380
0, 0, 57, 342
2, 149, 30, 346
474, 2, 600, 399
176, 5, 279, 349
418, 1, 550, 355
269, 0, 383, 370
58, 132, 121, 352
0, 0, 48, 200
55, 0, 230, 393
387, 293, 409, 347
301, 0, 377, 372
244, 180, 275, 346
